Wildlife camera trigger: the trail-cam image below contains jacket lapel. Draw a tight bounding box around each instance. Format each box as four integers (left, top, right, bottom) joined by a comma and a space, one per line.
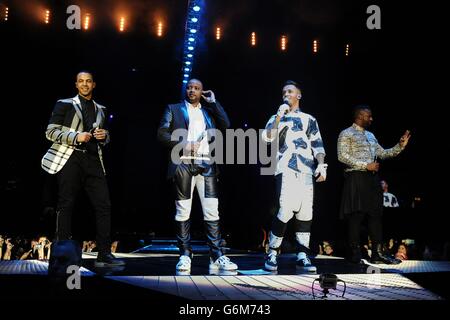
72, 95, 84, 124
201, 107, 213, 129
181, 102, 189, 128
93, 100, 104, 127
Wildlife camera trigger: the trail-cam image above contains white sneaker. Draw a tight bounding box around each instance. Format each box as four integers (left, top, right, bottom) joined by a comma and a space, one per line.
264, 252, 278, 271
296, 252, 317, 273
209, 255, 238, 271
176, 255, 191, 272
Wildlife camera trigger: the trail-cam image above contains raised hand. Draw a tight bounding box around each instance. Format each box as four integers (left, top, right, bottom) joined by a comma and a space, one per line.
399, 130, 411, 148
201, 90, 216, 103
276, 104, 290, 118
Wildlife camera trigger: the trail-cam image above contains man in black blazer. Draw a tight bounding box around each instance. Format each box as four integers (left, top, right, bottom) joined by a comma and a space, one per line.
158, 79, 238, 274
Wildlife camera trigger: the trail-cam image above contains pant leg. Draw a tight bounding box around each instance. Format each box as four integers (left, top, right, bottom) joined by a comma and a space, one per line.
196, 174, 223, 259
368, 214, 383, 244
195, 174, 219, 221
174, 163, 195, 222
55, 153, 84, 241
347, 212, 365, 245
268, 172, 302, 252
173, 163, 196, 257
294, 174, 314, 254
84, 155, 112, 254
276, 172, 302, 223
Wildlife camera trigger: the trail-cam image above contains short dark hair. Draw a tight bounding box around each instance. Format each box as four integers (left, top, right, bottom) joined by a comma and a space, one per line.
187, 78, 203, 87
353, 104, 371, 120
283, 80, 301, 91
76, 70, 94, 81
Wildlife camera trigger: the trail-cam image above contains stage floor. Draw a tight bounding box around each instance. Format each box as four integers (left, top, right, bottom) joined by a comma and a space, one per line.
1, 253, 449, 301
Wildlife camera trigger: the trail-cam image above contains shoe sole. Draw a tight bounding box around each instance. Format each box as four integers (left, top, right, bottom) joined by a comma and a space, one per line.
264, 263, 278, 271
209, 266, 238, 272
95, 262, 125, 267
296, 265, 317, 273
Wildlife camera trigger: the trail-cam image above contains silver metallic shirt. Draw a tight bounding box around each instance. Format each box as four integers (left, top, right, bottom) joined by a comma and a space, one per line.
337, 123, 403, 172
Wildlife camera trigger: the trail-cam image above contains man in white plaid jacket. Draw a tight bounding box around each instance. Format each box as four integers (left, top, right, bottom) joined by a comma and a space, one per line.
42, 71, 124, 268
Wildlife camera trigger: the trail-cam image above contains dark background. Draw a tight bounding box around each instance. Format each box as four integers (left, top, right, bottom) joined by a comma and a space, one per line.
1, 0, 444, 251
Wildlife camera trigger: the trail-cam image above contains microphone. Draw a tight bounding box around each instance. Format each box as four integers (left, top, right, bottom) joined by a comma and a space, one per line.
89, 122, 98, 134
282, 98, 290, 115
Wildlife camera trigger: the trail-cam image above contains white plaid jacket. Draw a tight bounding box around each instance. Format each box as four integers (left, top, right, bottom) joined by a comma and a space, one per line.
41, 95, 109, 174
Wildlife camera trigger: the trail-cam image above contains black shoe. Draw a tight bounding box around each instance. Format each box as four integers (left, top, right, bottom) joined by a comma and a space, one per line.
371, 244, 402, 265
95, 253, 125, 267
348, 243, 362, 264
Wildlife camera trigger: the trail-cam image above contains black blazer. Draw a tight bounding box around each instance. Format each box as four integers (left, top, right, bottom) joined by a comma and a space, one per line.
157, 101, 230, 178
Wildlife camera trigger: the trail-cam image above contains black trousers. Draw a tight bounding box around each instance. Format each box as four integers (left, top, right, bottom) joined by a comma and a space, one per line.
55, 151, 111, 254
347, 212, 383, 245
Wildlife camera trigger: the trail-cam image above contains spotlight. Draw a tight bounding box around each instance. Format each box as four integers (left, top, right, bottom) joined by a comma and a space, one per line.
281, 35, 287, 51
190, 28, 197, 34
44, 9, 50, 24
216, 27, 221, 40
4, 6, 8, 21
83, 14, 90, 30
345, 44, 350, 56
157, 21, 163, 37
119, 17, 126, 32
191, 17, 198, 23
193, 6, 200, 12
313, 39, 318, 53
312, 273, 346, 299
251, 32, 256, 46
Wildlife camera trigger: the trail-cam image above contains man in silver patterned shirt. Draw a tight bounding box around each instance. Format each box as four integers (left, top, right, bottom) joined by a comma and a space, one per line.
337, 105, 410, 264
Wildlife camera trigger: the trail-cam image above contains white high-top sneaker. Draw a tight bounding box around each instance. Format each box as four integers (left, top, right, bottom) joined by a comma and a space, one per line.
176, 255, 192, 272
296, 252, 317, 273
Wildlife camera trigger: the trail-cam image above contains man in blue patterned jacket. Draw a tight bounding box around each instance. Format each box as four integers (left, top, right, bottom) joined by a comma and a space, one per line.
262, 80, 328, 273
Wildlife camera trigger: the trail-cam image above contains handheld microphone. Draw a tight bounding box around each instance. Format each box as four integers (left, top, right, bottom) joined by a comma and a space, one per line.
282, 98, 290, 115
89, 122, 98, 134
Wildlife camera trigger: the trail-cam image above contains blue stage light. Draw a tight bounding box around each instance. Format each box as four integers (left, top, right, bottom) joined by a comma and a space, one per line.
180, 0, 204, 94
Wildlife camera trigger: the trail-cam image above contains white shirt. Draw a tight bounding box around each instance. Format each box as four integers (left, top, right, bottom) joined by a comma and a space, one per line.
383, 192, 399, 207
180, 101, 210, 160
